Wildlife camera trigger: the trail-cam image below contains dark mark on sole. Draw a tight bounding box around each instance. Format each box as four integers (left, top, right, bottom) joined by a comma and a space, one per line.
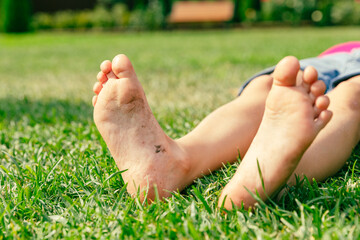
154, 145, 166, 153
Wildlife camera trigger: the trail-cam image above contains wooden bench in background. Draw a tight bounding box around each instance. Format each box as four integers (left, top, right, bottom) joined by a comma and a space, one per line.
168, 1, 234, 24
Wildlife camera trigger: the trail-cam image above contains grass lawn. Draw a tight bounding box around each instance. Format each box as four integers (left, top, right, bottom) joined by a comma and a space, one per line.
1, 27, 360, 239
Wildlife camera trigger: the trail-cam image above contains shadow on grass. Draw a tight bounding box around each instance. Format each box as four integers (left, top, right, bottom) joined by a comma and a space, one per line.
0, 97, 94, 124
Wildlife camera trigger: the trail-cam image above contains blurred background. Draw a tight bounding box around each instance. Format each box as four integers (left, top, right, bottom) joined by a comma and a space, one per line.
1, 0, 360, 33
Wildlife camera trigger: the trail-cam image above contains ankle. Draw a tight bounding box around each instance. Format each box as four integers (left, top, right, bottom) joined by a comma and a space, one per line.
168, 137, 192, 176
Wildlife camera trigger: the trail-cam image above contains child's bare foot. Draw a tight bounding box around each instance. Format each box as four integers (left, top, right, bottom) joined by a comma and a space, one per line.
219, 56, 332, 209
92, 54, 191, 200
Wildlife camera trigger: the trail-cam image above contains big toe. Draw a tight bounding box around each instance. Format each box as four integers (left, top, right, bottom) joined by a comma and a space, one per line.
273, 56, 300, 87
112, 54, 136, 79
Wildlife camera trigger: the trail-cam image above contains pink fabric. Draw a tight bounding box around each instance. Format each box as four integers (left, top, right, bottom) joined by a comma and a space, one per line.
319, 41, 360, 57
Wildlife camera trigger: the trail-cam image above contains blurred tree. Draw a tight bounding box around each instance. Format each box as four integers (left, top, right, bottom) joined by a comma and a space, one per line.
32, 0, 96, 13
232, 0, 241, 22
233, 0, 262, 23
1, 0, 32, 32
253, 0, 261, 11
162, 0, 172, 17
96, 0, 171, 17
316, 0, 335, 25
0, 0, 2, 30
98, 0, 148, 10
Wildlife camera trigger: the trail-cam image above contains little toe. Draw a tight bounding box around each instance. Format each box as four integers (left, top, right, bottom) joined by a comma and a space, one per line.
93, 82, 103, 95
112, 54, 136, 79
273, 56, 300, 87
92, 95, 98, 106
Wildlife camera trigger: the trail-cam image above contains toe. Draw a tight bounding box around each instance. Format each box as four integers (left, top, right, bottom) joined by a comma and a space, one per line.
315, 110, 332, 132
314, 95, 330, 117
92, 95, 97, 106
97, 71, 108, 84
303, 66, 318, 85
310, 80, 326, 100
100, 60, 112, 73
100, 60, 118, 79
273, 56, 300, 87
301, 66, 318, 92
315, 95, 330, 110
314, 95, 331, 129
93, 82, 103, 95
112, 54, 136, 79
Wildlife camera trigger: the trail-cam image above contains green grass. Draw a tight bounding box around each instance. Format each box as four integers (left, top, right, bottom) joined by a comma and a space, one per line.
1, 27, 360, 239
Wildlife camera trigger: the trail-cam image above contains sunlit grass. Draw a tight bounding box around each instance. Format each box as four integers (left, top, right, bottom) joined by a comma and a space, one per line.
1, 27, 360, 238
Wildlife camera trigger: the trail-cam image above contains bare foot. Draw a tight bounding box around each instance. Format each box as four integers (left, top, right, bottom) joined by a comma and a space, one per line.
218, 56, 332, 210
92, 54, 191, 200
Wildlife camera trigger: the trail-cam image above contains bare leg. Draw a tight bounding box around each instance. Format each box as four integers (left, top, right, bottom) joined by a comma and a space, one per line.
218, 56, 332, 209
177, 74, 273, 178
179, 70, 306, 176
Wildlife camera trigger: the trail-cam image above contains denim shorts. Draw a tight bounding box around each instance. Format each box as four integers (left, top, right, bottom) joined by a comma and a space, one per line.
238, 48, 360, 96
